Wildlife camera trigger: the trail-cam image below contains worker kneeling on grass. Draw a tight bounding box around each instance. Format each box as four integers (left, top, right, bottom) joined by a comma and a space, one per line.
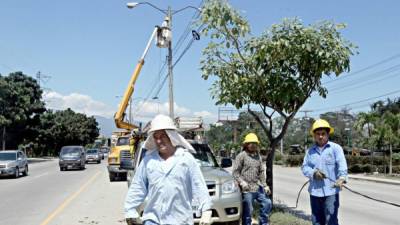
302, 119, 348, 225
233, 133, 272, 225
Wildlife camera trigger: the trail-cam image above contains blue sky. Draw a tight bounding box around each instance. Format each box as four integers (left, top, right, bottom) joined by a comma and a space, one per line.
1, 0, 400, 122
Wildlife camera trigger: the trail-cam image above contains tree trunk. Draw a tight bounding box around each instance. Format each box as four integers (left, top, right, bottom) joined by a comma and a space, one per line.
389, 143, 393, 175
266, 145, 276, 201
2, 126, 5, 150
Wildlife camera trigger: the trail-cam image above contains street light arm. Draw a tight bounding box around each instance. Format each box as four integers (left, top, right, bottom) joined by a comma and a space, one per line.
127, 2, 167, 15
172, 6, 201, 15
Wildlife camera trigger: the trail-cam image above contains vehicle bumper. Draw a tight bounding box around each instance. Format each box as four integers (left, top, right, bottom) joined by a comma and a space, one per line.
86, 157, 100, 162
0, 167, 16, 176
107, 165, 126, 174
59, 161, 82, 169
194, 192, 242, 223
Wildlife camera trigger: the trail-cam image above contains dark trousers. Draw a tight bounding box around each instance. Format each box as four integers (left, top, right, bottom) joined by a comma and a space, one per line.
310, 194, 339, 225
242, 187, 272, 225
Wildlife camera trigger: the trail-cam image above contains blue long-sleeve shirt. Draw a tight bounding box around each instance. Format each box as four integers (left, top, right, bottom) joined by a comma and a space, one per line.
124, 147, 212, 225
301, 141, 348, 197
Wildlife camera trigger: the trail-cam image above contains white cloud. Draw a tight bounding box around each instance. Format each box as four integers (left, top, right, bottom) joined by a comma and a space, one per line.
43, 91, 115, 118
43, 91, 218, 124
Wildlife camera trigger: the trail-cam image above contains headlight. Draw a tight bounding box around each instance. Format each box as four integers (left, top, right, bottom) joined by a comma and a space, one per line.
222, 180, 239, 194
59, 159, 64, 162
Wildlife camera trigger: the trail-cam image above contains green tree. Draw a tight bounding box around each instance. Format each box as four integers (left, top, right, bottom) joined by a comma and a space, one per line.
370, 112, 400, 174
354, 112, 378, 148
0, 76, 12, 150
199, 0, 356, 193
35, 109, 99, 156
0, 72, 45, 149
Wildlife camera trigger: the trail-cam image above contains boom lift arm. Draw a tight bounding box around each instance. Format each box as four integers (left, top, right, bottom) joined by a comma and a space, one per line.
114, 27, 159, 130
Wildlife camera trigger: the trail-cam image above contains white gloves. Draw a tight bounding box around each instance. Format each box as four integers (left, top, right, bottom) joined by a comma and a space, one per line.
264, 185, 271, 195
240, 181, 249, 190
199, 210, 212, 225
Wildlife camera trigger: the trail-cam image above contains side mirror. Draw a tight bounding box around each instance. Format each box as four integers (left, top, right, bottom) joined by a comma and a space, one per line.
17, 157, 22, 161
120, 159, 134, 170
221, 158, 232, 168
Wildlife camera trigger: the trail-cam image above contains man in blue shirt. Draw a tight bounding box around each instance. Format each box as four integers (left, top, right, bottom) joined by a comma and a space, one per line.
125, 114, 213, 225
302, 119, 348, 225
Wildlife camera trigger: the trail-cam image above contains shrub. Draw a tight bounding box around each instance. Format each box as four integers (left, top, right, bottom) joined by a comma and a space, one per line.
285, 155, 304, 167
274, 151, 283, 162
392, 166, 400, 174
349, 164, 363, 173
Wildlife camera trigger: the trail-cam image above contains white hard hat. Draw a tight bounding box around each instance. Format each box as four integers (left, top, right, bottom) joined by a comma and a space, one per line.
148, 114, 176, 133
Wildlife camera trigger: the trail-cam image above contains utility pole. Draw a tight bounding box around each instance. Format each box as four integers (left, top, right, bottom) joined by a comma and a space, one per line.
300, 110, 313, 150
126, 2, 201, 119
167, 7, 174, 119
36, 71, 51, 87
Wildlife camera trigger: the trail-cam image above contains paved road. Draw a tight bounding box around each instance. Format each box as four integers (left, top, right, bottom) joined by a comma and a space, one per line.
2, 160, 399, 225
0, 160, 127, 225
273, 165, 400, 225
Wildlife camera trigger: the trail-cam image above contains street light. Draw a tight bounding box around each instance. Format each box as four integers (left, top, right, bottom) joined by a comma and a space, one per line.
126, 2, 201, 119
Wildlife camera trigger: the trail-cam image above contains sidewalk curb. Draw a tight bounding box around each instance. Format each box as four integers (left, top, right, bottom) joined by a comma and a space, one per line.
348, 175, 400, 186
27, 158, 55, 164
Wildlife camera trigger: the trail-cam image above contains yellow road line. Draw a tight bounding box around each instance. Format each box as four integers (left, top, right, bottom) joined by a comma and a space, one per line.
40, 171, 101, 225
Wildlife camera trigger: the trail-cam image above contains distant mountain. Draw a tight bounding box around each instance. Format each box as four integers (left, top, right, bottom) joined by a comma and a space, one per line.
94, 115, 117, 137
93, 115, 146, 137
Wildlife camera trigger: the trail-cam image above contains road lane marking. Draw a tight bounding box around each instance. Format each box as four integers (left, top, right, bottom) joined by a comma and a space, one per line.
39, 171, 101, 225
32, 172, 49, 179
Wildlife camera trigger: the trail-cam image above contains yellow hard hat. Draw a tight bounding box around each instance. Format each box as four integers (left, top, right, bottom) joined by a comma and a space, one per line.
310, 119, 334, 135
243, 133, 260, 144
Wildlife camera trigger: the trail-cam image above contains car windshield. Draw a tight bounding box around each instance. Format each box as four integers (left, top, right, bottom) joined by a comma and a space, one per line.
117, 137, 129, 146
87, 149, 98, 154
61, 148, 81, 156
0, 152, 17, 161
191, 144, 219, 167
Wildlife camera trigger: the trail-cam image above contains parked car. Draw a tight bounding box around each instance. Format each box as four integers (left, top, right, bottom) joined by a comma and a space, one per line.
86, 149, 101, 164
122, 140, 241, 225
59, 146, 86, 171
0, 150, 28, 178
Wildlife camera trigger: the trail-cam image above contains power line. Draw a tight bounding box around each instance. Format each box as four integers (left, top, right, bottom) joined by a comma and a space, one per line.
328, 63, 400, 91
323, 53, 400, 85
152, 24, 204, 98
329, 71, 400, 94
311, 89, 400, 112
133, 2, 204, 118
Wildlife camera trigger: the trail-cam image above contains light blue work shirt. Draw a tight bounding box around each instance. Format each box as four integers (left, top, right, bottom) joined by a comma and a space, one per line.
301, 141, 348, 197
124, 147, 212, 225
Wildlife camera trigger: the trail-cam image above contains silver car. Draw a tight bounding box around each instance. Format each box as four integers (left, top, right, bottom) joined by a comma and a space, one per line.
124, 140, 242, 225
0, 150, 29, 178
86, 149, 101, 164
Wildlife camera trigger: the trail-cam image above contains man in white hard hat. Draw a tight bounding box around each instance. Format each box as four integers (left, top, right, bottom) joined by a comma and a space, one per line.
302, 119, 348, 225
125, 114, 213, 225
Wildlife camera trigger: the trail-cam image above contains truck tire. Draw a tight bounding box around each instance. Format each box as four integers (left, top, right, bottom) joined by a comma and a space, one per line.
109, 172, 115, 182
122, 173, 127, 181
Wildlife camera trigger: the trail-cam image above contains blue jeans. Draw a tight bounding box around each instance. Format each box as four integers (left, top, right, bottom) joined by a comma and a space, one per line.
310, 194, 339, 225
242, 187, 272, 225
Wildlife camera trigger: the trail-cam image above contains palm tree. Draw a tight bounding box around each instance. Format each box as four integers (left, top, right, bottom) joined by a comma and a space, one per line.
354, 112, 377, 143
